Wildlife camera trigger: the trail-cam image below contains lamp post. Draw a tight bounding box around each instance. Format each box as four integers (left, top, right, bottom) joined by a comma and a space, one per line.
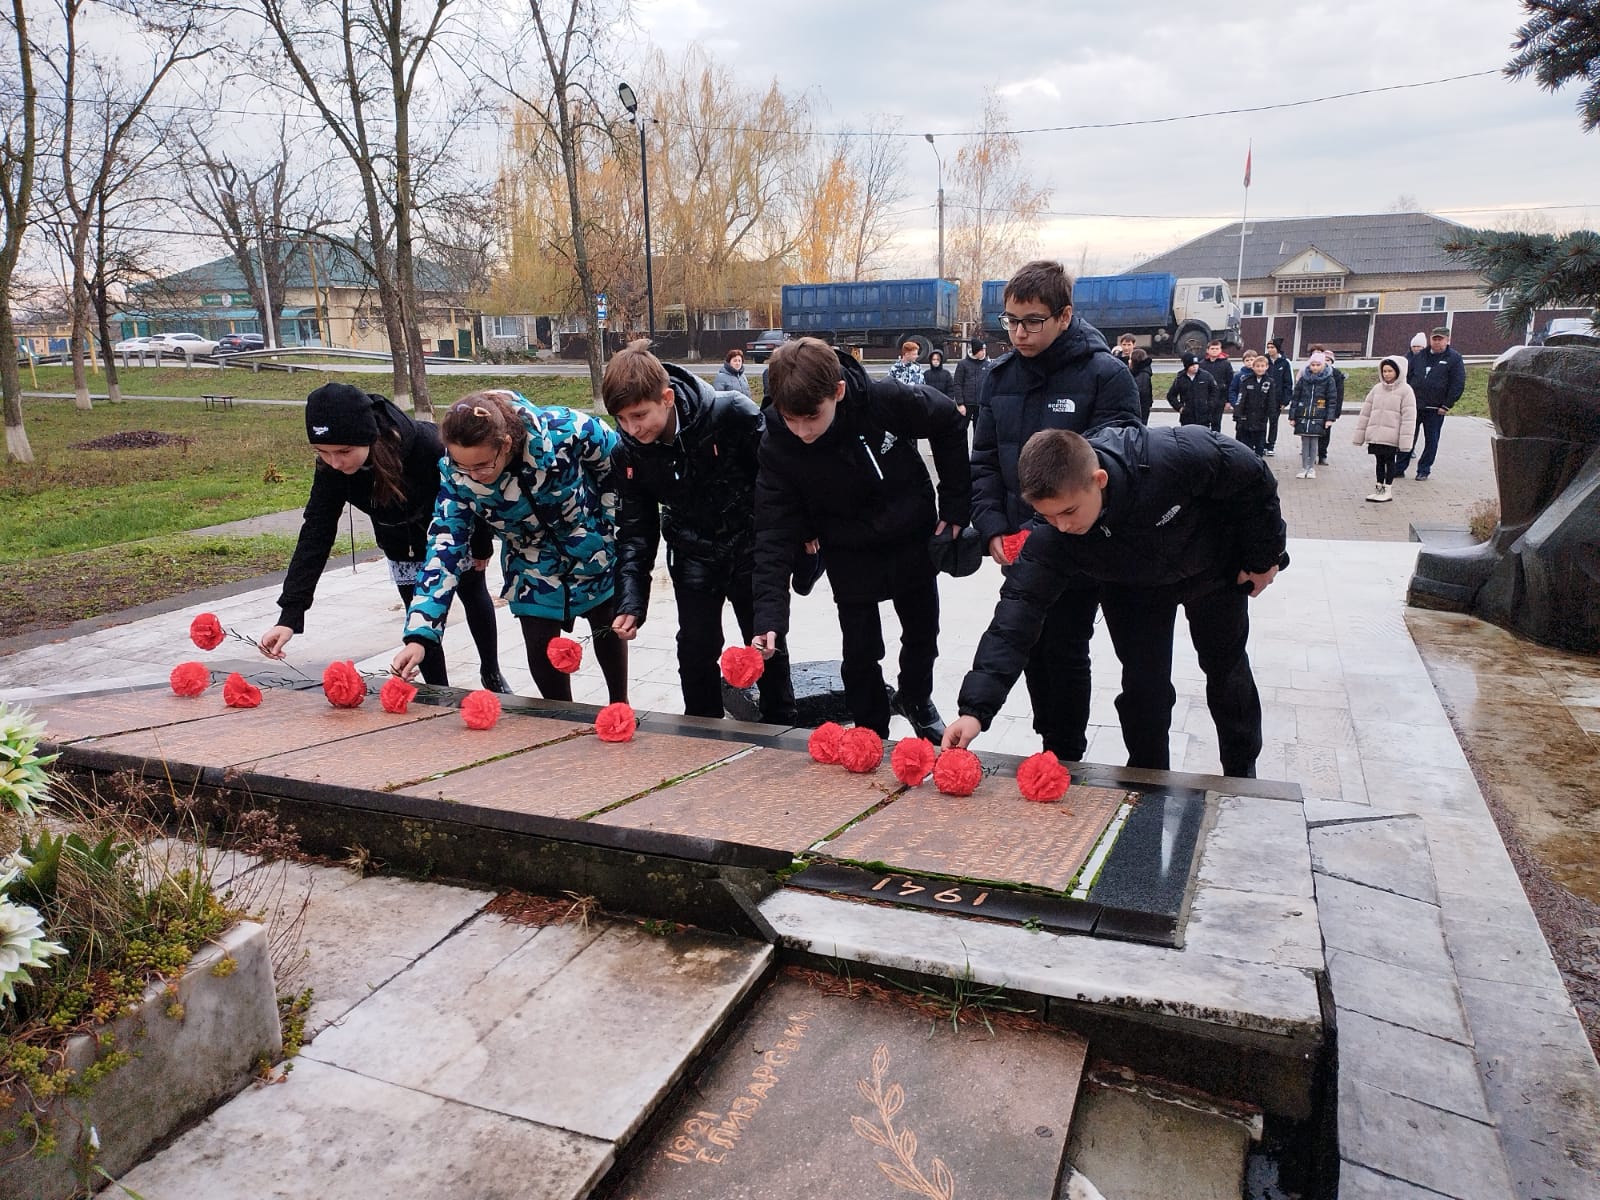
618, 81, 655, 343
924, 133, 944, 281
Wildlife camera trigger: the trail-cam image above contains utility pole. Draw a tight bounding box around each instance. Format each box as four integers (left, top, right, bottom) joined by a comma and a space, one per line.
925, 134, 945, 280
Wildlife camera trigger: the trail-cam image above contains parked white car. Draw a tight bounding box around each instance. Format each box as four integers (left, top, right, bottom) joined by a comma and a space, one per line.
112, 336, 155, 354
149, 332, 219, 360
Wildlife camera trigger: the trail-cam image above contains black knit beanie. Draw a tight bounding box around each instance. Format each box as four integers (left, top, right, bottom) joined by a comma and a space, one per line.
305, 382, 381, 446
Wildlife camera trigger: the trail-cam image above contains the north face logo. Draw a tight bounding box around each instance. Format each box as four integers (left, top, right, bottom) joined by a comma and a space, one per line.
1156, 505, 1182, 526
880, 432, 898, 454
1047, 397, 1077, 413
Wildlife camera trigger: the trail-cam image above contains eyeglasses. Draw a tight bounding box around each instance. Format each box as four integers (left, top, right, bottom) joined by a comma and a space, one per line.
998, 312, 1059, 333
449, 441, 507, 477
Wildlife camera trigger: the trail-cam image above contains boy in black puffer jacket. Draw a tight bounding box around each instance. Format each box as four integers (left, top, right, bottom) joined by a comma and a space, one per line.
971, 260, 1141, 761
752, 337, 970, 740
606, 342, 796, 722
945, 425, 1286, 779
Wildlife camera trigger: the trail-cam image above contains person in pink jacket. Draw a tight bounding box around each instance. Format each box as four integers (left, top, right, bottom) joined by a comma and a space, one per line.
1351, 355, 1417, 502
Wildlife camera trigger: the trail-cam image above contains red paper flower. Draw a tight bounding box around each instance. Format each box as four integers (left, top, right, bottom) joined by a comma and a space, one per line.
380, 675, 418, 714
322, 660, 367, 708
838, 727, 884, 774
595, 701, 637, 743
547, 636, 583, 674
719, 645, 765, 689
461, 689, 502, 730
933, 747, 983, 796
169, 661, 210, 697
222, 672, 262, 709
807, 721, 845, 765
1000, 529, 1031, 564
189, 612, 225, 651
890, 737, 937, 787
1017, 750, 1071, 803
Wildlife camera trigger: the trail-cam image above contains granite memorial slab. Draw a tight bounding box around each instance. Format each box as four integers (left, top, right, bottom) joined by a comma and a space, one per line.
74, 687, 445, 770
819, 783, 1129, 893
30, 688, 242, 744
787, 862, 1102, 934
1083, 787, 1210, 944
615, 967, 1087, 1199
394, 729, 754, 821
591, 747, 891, 850
247, 711, 587, 793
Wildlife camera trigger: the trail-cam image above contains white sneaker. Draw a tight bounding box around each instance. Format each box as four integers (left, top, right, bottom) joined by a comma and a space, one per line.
1264, 447, 1275, 456
1295, 469, 1307, 479
1366, 488, 1384, 502
1307, 468, 1317, 479
1375, 483, 1393, 502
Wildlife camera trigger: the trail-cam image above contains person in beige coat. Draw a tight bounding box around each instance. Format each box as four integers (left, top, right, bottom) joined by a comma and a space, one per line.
1351, 355, 1417, 502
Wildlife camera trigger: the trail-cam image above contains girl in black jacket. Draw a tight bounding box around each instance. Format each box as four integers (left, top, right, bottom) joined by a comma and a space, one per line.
258, 382, 505, 691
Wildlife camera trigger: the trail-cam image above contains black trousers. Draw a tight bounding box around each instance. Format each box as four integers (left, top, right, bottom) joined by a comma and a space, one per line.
1265, 405, 1282, 450
1100, 581, 1263, 778
676, 572, 796, 723
835, 566, 940, 737
1237, 428, 1266, 456
1023, 585, 1098, 761
1317, 423, 1335, 463
397, 566, 496, 688
1372, 447, 1398, 485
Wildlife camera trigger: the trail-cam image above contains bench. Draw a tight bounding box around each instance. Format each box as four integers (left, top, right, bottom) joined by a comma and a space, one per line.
201, 393, 235, 411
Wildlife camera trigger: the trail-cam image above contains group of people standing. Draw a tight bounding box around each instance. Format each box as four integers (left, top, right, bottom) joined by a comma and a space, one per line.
263, 258, 1306, 782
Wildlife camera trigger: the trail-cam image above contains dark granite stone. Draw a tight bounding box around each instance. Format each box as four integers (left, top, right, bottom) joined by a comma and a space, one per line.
725, 660, 850, 726
1084, 788, 1209, 946
614, 970, 1086, 1198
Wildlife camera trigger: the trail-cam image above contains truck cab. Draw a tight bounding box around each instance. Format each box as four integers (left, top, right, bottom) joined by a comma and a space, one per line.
1172, 278, 1241, 356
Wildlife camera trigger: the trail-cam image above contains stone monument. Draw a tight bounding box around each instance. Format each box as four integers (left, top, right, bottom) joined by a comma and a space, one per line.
1407, 337, 1600, 652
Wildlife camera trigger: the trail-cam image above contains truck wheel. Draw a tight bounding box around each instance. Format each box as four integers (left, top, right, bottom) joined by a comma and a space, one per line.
900, 334, 933, 362
1175, 326, 1209, 359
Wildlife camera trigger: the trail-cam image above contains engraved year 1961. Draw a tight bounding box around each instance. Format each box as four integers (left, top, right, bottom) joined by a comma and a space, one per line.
869, 874, 988, 906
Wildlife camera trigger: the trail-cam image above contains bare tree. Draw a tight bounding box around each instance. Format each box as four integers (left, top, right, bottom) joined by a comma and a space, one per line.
946, 91, 1051, 324
250, 0, 471, 416
1, 0, 39, 462
843, 116, 907, 282
41, 0, 206, 410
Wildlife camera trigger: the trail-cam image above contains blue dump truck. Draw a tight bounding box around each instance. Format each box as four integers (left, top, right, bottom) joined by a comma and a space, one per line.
782, 278, 960, 358
982, 272, 1241, 358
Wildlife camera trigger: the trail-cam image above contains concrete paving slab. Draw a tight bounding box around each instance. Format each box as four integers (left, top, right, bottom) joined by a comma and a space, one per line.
1438, 890, 1573, 993
308, 911, 772, 1144
1182, 885, 1323, 971
1066, 1082, 1250, 1200
1317, 875, 1454, 978
115, 1058, 613, 1200
759, 889, 1321, 1039
1310, 816, 1439, 904
1338, 1078, 1514, 1200
263, 865, 494, 1035
819, 783, 1128, 892
1324, 949, 1472, 1045
1335, 1010, 1491, 1122
394, 728, 751, 819
1196, 795, 1315, 898
1338, 1161, 1466, 1199
618, 970, 1086, 1198
590, 745, 890, 850
249, 709, 587, 791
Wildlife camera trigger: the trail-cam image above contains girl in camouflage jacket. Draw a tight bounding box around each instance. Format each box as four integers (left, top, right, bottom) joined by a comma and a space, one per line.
391, 390, 627, 702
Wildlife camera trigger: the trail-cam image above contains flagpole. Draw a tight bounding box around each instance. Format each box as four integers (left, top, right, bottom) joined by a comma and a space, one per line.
1236, 140, 1251, 304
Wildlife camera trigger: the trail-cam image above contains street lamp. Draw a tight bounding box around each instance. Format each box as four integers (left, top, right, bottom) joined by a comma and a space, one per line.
618, 81, 656, 342
925, 133, 944, 282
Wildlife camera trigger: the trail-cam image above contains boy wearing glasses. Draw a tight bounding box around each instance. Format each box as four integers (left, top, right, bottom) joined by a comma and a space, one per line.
751, 337, 970, 740
970, 260, 1140, 761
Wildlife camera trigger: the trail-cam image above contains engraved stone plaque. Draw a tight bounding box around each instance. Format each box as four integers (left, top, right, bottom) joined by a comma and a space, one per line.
617, 969, 1086, 1199
593, 748, 892, 851
394, 730, 752, 820
84, 687, 445, 770
249, 712, 586, 792
821, 784, 1129, 893
29, 687, 240, 744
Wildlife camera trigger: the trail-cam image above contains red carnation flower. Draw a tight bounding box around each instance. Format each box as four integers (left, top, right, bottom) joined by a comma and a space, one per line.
890, 737, 937, 787
719, 645, 765, 689
169, 661, 210, 697
807, 721, 846, 765
838, 727, 884, 774
547, 636, 583, 674
322, 660, 367, 708
1000, 529, 1031, 565
933, 747, 983, 796
1017, 750, 1071, 803
189, 612, 225, 651
222, 672, 262, 709
595, 701, 637, 743
380, 675, 418, 715
461, 689, 502, 730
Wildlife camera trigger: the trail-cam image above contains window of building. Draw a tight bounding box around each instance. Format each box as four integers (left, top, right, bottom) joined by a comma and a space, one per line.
488, 315, 524, 339
1353, 294, 1380, 311
1486, 291, 1507, 310
1419, 295, 1448, 313
1241, 299, 1266, 317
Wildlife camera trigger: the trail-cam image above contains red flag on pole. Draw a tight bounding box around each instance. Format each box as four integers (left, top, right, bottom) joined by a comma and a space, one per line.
1243, 145, 1252, 188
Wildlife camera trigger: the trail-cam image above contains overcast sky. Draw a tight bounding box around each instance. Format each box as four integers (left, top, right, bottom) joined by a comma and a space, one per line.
625, 0, 1598, 274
